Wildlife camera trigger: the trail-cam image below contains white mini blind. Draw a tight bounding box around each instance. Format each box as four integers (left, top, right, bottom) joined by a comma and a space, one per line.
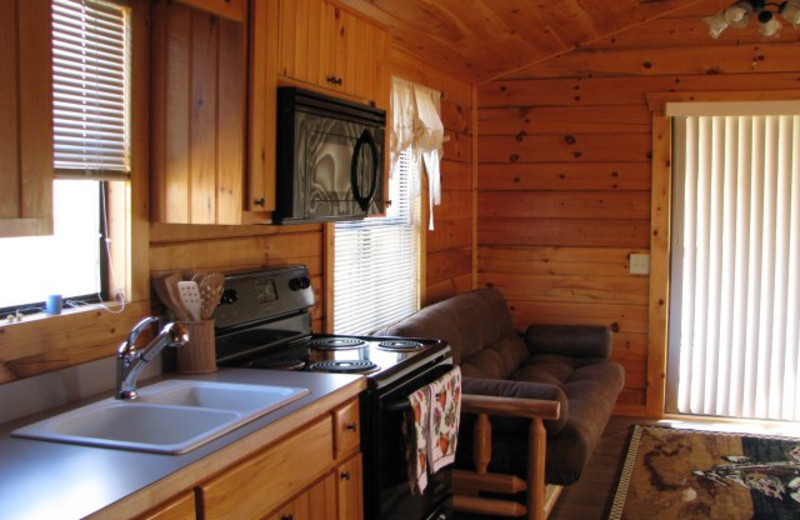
333, 149, 421, 335
52, 0, 130, 177
668, 114, 800, 421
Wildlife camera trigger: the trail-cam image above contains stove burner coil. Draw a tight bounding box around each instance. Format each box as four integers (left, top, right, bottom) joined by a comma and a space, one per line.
377, 339, 424, 351
308, 359, 378, 373
310, 338, 367, 350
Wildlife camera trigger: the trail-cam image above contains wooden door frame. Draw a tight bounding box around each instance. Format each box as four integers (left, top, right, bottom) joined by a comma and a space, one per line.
644, 89, 800, 417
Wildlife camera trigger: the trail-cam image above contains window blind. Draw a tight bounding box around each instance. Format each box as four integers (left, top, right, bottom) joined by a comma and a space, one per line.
668, 114, 800, 421
52, 0, 130, 177
333, 149, 421, 335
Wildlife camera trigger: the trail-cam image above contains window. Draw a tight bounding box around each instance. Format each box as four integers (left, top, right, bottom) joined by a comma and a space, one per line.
332, 149, 422, 334
667, 103, 800, 421
0, 0, 129, 314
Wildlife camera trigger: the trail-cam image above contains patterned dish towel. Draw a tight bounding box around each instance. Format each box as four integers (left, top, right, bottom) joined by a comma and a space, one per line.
405, 386, 430, 494
404, 366, 462, 493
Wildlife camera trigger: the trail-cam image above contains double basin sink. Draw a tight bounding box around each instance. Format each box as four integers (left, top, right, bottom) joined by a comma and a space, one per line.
12, 380, 309, 454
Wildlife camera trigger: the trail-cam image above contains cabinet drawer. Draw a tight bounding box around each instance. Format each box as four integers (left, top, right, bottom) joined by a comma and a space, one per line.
135, 491, 195, 520
198, 415, 333, 519
332, 398, 360, 459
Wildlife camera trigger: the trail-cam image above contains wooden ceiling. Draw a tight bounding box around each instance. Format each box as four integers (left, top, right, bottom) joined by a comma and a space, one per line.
338, 0, 732, 83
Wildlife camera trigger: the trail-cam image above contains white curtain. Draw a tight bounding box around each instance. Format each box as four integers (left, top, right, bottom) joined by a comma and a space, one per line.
390, 77, 444, 230
668, 112, 800, 421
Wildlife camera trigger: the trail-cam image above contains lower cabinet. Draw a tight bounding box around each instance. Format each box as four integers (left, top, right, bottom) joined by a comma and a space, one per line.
135, 491, 195, 520
195, 398, 362, 520
268, 453, 363, 520
336, 453, 363, 520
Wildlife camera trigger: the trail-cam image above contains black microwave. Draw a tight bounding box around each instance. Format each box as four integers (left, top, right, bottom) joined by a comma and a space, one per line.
273, 87, 386, 224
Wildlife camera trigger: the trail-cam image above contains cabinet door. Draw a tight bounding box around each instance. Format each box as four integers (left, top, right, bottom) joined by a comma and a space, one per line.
247, 0, 279, 213
150, 1, 246, 224
268, 472, 336, 520
0, 0, 53, 237
337, 453, 364, 520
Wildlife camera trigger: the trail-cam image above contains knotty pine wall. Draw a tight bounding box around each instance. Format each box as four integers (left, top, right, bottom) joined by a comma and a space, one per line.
149, 46, 475, 333
476, 0, 800, 415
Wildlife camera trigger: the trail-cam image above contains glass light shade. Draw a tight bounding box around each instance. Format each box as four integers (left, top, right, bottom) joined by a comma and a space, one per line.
703, 11, 730, 38
759, 15, 782, 36
781, 0, 800, 28
724, 1, 752, 27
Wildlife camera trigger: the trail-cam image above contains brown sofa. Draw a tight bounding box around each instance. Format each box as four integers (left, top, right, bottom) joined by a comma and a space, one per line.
375, 287, 625, 519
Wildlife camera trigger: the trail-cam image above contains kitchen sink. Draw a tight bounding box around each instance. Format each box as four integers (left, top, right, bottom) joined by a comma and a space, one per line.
11, 380, 309, 454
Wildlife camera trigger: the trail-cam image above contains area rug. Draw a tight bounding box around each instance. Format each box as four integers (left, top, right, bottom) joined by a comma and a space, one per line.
609, 425, 800, 519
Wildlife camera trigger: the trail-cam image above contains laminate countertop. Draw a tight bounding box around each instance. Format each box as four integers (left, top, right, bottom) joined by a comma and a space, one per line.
0, 368, 366, 520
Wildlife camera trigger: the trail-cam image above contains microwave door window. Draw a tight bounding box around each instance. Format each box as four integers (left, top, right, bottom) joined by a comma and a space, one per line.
302, 118, 362, 220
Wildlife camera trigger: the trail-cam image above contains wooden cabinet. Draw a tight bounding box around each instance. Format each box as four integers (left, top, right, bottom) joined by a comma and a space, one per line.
277, 0, 389, 107
150, 0, 247, 224
268, 472, 337, 520
0, 0, 54, 237
196, 398, 362, 520
135, 491, 196, 520
336, 453, 364, 520
198, 415, 334, 519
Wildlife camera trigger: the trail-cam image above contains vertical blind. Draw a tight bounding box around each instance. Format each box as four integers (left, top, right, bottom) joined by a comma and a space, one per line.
668, 113, 800, 421
52, 0, 130, 176
333, 149, 421, 334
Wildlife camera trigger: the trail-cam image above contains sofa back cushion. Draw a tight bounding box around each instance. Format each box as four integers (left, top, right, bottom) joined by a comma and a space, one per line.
376, 287, 527, 378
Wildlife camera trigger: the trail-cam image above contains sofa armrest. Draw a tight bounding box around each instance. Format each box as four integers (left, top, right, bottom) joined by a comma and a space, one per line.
462, 377, 568, 436
524, 324, 612, 358
462, 394, 560, 420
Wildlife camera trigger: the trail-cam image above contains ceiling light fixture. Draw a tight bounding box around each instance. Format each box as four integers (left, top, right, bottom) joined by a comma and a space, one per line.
704, 0, 800, 38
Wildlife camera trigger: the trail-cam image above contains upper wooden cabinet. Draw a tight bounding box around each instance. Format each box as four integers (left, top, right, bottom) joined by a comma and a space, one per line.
150, 0, 247, 224
0, 0, 54, 237
277, 0, 390, 108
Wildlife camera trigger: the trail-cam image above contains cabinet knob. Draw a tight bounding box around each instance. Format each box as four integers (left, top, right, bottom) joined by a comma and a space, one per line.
254, 198, 266, 207
281, 515, 294, 520
340, 471, 351, 480
326, 75, 336, 84
345, 422, 357, 432
335, 77, 343, 86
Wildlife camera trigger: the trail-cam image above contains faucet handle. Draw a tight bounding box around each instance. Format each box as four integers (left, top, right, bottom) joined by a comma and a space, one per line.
127, 316, 161, 350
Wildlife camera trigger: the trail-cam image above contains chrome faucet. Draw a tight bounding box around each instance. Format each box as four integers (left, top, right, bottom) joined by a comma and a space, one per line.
116, 317, 190, 400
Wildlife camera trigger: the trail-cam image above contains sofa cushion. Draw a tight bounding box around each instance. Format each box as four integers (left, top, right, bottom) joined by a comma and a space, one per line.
461, 335, 530, 380
462, 377, 569, 436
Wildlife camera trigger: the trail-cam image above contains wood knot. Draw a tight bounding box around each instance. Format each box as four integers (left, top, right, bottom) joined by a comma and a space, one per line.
610, 322, 620, 333
509, 154, 520, 162
515, 131, 527, 142
564, 135, 576, 145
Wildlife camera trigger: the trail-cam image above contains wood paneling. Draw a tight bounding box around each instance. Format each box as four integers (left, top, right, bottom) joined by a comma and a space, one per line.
479, 4, 800, 417
336, 0, 703, 83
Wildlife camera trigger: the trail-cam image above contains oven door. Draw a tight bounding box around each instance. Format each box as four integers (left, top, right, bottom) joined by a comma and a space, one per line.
362, 360, 454, 520
285, 111, 385, 223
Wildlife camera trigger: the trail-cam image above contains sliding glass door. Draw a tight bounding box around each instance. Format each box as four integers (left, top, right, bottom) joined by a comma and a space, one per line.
667, 109, 800, 421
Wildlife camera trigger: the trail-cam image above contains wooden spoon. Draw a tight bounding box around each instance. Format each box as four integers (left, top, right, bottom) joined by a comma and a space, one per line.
199, 272, 224, 320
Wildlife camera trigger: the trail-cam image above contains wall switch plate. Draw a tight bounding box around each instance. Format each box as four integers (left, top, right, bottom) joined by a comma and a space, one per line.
630, 253, 650, 275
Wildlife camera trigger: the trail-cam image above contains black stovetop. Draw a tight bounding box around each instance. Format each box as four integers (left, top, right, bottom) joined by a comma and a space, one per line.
212, 266, 450, 389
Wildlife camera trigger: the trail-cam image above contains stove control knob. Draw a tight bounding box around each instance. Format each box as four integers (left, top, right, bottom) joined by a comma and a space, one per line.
220, 288, 238, 305
289, 276, 311, 291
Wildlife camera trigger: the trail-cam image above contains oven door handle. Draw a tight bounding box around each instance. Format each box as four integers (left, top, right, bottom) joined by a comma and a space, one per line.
350, 128, 380, 212
384, 362, 456, 412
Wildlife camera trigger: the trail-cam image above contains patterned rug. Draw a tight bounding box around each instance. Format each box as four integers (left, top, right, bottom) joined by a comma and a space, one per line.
609, 425, 800, 519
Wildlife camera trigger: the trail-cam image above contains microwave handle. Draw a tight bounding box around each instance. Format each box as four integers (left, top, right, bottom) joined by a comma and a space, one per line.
350, 129, 380, 212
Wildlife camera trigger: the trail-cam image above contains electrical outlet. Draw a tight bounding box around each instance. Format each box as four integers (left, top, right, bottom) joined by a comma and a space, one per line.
630, 253, 650, 275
